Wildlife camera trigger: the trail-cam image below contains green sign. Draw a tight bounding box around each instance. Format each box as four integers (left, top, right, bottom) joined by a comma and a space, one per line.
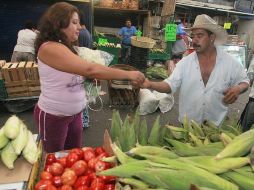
136, 30, 142, 37
98, 38, 108, 45
224, 22, 232, 29
165, 24, 177, 42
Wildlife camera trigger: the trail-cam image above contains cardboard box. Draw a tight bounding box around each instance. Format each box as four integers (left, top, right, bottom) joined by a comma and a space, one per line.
0, 140, 42, 190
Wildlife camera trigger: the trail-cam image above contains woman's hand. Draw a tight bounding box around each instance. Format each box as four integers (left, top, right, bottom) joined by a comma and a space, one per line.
140, 78, 151, 89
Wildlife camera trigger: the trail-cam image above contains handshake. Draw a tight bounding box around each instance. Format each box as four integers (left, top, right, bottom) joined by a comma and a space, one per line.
127, 70, 151, 89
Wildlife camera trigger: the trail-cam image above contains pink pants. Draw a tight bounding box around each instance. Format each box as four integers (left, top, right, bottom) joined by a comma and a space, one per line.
33, 105, 83, 153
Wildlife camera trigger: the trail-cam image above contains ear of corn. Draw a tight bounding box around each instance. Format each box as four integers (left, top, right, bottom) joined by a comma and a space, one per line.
165, 125, 188, 140
148, 116, 161, 146
119, 116, 131, 152
189, 132, 204, 147
216, 129, 254, 160
138, 119, 148, 146
131, 109, 140, 137
179, 156, 250, 174
111, 143, 136, 164
118, 177, 149, 189
191, 120, 205, 138
128, 144, 178, 159
110, 110, 122, 142
220, 133, 233, 146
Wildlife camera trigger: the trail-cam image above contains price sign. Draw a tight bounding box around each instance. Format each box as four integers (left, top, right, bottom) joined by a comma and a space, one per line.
224, 22, 232, 29
136, 30, 142, 37
98, 38, 108, 45
165, 24, 177, 42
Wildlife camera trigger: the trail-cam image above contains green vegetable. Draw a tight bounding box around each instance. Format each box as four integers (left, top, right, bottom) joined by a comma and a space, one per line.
3, 115, 21, 139
22, 131, 39, 164
1, 142, 18, 169
0, 127, 9, 149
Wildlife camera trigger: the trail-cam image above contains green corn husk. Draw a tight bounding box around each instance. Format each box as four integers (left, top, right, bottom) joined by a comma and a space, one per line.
110, 110, 122, 142
131, 109, 140, 138
220, 171, 254, 190
1, 142, 18, 169
191, 120, 205, 138
179, 156, 250, 174
189, 132, 203, 147
111, 143, 136, 164
220, 133, 232, 146
138, 156, 238, 190
0, 127, 9, 149
128, 144, 178, 159
11, 124, 28, 155
128, 118, 137, 150
138, 119, 148, 146
165, 125, 188, 140
216, 129, 254, 160
233, 166, 254, 178
148, 116, 161, 146
3, 115, 21, 139
119, 177, 149, 189
119, 116, 131, 152
22, 131, 39, 164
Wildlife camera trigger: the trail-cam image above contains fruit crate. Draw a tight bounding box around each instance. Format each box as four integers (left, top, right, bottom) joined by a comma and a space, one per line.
1, 61, 40, 98
97, 46, 121, 65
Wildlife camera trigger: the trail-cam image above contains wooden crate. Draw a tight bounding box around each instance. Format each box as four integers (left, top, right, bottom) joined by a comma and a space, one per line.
1, 62, 40, 98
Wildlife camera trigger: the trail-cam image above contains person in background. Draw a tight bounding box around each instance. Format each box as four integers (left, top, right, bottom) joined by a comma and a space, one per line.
78, 17, 93, 129
141, 14, 249, 126
239, 58, 254, 131
34, 2, 145, 153
117, 18, 137, 64
11, 20, 38, 62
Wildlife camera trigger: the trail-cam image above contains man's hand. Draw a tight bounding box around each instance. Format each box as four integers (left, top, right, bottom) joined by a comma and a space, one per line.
140, 78, 151, 89
129, 71, 145, 87
223, 86, 241, 104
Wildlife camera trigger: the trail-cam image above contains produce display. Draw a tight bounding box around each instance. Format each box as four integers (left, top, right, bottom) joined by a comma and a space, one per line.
0, 115, 40, 169
104, 110, 254, 189
35, 146, 116, 190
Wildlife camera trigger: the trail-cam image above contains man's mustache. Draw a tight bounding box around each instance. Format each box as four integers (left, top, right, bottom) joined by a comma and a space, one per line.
193, 44, 201, 48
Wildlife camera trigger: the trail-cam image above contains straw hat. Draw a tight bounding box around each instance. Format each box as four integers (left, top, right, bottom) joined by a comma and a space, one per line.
191, 14, 228, 45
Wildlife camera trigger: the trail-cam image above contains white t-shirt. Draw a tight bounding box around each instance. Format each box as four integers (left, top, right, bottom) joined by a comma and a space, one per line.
248, 58, 254, 98
14, 29, 37, 54
164, 47, 249, 126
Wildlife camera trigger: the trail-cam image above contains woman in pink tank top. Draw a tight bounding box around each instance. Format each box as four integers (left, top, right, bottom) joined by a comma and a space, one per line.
34, 2, 145, 153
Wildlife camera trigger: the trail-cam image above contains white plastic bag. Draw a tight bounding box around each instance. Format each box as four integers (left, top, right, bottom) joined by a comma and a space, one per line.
139, 89, 159, 115
153, 91, 174, 113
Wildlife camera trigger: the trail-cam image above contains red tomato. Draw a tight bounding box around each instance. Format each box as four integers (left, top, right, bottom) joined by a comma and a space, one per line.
83, 149, 96, 162
88, 157, 98, 170
46, 154, 57, 165
104, 184, 115, 190
71, 160, 87, 176
50, 162, 64, 176
40, 171, 53, 181
66, 152, 79, 167
94, 160, 110, 172
70, 148, 84, 160
90, 179, 105, 190
99, 175, 116, 183
35, 180, 52, 190
76, 185, 90, 190
84, 168, 94, 175
94, 147, 105, 156
97, 152, 109, 159
74, 176, 91, 188
52, 176, 62, 188
59, 185, 73, 190
45, 184, 57, 190
58, 157, 67, 168
82, 146, 94, 152
88, 173, 97, 181
61, 169, 77, 186
44, 165, 51, 172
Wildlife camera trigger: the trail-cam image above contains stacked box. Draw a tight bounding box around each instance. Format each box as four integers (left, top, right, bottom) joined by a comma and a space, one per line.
1, 62, 40, 98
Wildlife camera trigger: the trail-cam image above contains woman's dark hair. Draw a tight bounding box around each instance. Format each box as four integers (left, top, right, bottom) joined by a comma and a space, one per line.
35, 2, 79, 56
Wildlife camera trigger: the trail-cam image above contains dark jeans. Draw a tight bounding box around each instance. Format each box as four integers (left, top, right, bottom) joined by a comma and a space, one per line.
33, 105, 83, 153
239, 97, 254, 132
120, 44, 131, 64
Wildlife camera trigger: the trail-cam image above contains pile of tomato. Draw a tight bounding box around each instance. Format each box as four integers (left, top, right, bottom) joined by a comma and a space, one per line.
35, 146, 116, 190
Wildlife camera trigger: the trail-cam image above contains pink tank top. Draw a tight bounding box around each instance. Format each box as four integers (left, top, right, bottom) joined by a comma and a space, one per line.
37, 58, 87, 116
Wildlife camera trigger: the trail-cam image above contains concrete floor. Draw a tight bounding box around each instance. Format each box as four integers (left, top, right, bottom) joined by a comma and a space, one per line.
0, 82, 250, 147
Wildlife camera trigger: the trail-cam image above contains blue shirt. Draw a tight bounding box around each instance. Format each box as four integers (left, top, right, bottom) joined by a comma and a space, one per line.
79, 28, 93, 49
118, 26, 137, 45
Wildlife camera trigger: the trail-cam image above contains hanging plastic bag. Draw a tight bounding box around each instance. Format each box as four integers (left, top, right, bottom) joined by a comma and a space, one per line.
139, 89, 159, 115
153, 91, 174, 113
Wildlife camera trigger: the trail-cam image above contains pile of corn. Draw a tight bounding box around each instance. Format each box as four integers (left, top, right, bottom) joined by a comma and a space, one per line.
0, 115, 40, 169
106, 111, 254, 189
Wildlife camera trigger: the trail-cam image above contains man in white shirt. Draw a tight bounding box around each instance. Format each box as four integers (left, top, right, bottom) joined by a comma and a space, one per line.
141, 14, 249, 126
11, 20, 37, 62
239, 58, 254, 131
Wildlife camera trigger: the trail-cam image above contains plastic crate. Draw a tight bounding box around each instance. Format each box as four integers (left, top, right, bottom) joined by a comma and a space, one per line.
97, 46, 121, 65
94, 35, 120, 44
148, 51, 170, 60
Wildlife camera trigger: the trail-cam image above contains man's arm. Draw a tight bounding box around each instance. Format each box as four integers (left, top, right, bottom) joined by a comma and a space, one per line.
223, 82, 249, 104
141, 79, 172, 93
